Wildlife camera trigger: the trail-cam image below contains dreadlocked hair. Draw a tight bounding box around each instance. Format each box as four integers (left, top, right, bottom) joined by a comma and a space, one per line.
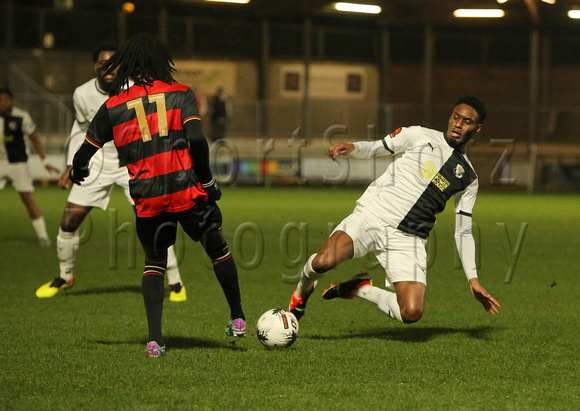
102, 34, 176, 96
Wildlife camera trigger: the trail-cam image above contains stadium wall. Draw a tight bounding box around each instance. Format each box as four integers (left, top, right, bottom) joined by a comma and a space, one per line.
3, 50, 579, 191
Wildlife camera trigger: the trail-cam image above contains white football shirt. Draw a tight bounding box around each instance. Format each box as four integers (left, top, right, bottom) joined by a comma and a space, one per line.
67, 78, 120, 168
351, 126, 478, 239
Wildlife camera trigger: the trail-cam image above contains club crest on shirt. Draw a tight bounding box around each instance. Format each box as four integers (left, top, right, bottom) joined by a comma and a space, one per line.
8, 121, 18, 131
454, 164, 465, 179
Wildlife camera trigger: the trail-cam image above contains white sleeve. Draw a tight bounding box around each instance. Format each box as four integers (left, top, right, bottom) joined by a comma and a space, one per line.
455, 213, 478, 280
454, 179, 478, 216
66, 120, 85, 166
349, 126, 419, 159
73, 89, 90, 131
350, 140, 390, 158
454, 180, 479, 280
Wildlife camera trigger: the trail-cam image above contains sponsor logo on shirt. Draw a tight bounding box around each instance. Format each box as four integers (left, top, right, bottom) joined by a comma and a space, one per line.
432, 173, 450, 192
390, 127, 402, 138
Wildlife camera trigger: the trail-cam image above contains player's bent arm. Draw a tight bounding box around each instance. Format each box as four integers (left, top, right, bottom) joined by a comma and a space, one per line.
351, 140, 389, 159
58, 165, 74, 189
72, 140, 99, 168
70, 140, 99, 185
66, 121, 85, 166
28, 131, 47, 161
328, 142, 355, 159
184, 119, 212, 184
29, 131, 59, 173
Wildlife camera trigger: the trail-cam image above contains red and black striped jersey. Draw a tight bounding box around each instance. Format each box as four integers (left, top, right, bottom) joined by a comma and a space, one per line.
85, 80, 208, 217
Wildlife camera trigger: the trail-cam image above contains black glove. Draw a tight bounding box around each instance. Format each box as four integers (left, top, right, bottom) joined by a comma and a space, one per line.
202, 178, 221, 202
69, 166, 90, 186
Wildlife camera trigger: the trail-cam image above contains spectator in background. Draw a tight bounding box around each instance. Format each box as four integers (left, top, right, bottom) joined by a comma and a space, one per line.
0, 87, 59, 247
209, 87, 230, 141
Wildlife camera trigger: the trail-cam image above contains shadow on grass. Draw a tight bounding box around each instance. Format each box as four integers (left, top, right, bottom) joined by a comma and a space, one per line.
95, 335, 247, 352
307, 326, 500, 343
65, 285, 142, 296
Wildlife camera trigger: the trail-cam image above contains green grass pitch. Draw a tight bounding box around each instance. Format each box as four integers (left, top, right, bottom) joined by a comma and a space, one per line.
0, 185, 578, 410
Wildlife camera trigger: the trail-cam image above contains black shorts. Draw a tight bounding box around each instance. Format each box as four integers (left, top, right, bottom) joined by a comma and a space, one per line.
136, 201, 223, 251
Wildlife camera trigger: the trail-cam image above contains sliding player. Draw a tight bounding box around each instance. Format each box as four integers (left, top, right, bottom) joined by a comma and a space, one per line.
290, 96, 500, 325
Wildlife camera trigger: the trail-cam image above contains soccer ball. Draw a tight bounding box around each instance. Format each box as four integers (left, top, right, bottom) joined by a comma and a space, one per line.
256, 308, 299, 349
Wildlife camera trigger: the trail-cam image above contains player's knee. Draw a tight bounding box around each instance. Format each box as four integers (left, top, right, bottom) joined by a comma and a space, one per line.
312, 252, 336, 273
61, 211, 87, 232
207, 242, 230, 262
400, 304, 424, 323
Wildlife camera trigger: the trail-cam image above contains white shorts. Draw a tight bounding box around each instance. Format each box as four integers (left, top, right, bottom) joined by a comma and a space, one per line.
333, 208, 428, 286
68, 162, 133, 210
0, 161, 34, 192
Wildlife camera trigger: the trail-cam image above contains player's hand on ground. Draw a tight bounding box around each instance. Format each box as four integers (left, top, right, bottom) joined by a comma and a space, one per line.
469, 278, 501, 314
69, 166, 89, 186
59, 166, 74, 189
203, 178, 222, 202
328, 142, 355, 160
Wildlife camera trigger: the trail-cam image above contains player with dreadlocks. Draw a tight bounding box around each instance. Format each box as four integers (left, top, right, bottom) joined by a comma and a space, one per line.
69, 34, 246, 357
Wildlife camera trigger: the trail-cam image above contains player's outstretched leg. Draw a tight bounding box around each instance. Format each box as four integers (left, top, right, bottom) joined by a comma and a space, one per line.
289, 254, 323, 321
36, 228, 78, 298
322, 272, 372, 300
166, 245, 187, 302
352, 282, 404, 322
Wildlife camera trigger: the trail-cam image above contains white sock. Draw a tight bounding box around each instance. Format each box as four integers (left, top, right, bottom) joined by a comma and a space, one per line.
57, 228, 79, 282
355, 284, 403, 322
297, 254, 322, 297
32, 216, 49, 240
166, 245, 182, 286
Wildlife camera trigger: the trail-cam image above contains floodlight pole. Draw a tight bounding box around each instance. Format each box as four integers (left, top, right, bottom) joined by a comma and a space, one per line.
3, 0, 15, 49
423, 25, 434, 127
302, 16, 312, 141
378, 26, 391, 136
257, 19, 270, 138
529, 29, 539, 146
527, 29, 540, 193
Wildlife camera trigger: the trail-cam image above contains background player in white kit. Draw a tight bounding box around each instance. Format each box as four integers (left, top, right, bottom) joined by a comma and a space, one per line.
0, 87, 59, 246
289, 96, 500, 324
36, 43, 186, 300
